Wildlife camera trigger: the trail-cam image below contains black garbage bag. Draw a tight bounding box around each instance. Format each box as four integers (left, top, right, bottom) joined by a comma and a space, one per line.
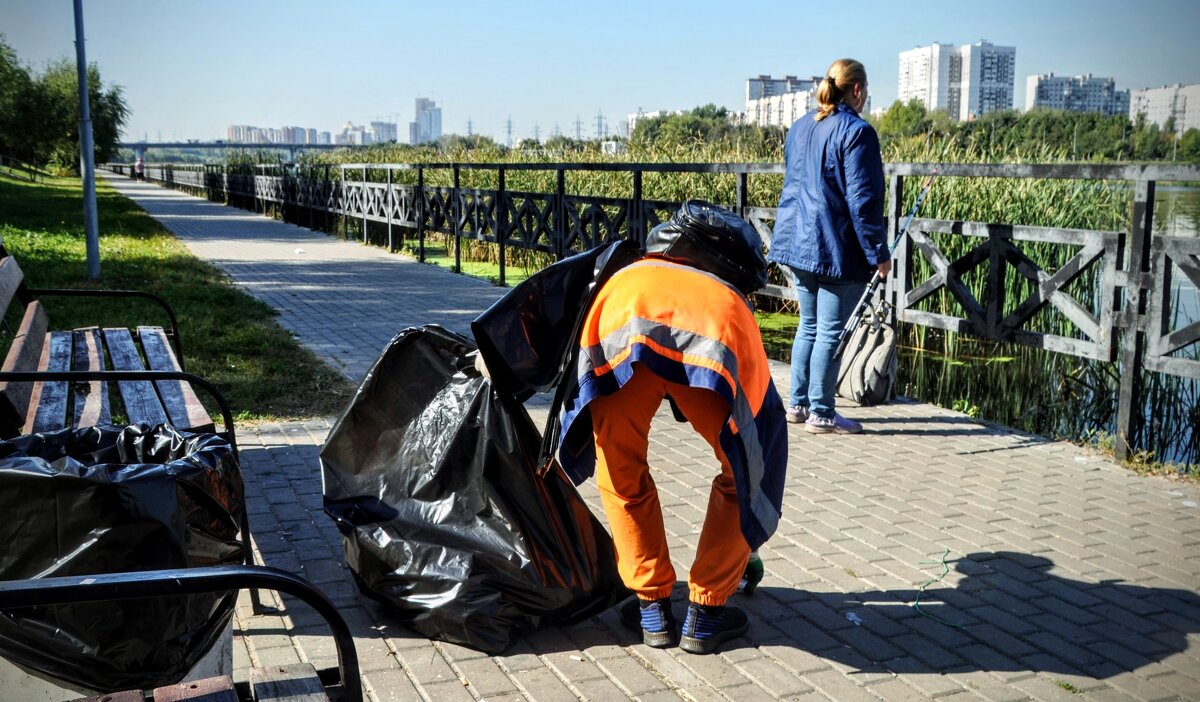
471, 239, 641, 402
321, 325, 628, 653
0, 424, 244, 692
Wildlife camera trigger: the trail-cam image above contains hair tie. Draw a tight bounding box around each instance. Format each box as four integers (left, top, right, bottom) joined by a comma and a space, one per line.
825, 75, 835, 86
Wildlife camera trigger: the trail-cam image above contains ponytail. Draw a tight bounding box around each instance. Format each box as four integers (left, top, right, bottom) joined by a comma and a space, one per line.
815, 58, 867, 122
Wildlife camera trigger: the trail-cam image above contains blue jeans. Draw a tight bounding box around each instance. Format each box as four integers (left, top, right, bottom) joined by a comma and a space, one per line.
786, 267, 866, 418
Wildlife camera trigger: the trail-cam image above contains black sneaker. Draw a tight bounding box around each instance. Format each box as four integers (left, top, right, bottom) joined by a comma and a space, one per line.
679, 603, 748, 655
619, 597, 678, 648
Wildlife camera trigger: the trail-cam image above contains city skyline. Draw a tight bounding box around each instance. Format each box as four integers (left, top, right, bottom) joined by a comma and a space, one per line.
2, 0, 1198, 144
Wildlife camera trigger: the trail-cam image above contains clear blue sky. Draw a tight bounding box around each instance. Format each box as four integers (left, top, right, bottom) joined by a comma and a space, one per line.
3, 0, 1198, 144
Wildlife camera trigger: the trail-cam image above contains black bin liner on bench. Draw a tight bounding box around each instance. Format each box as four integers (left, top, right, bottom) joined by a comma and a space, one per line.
321, 326, 628, 654
0, 424, 244, 692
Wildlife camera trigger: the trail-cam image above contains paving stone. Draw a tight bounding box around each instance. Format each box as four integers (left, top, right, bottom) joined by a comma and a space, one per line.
507, 666, 578, 702
595, 654, 670, 696
418, 679, 477, 702
799, 669, 883, 701
363, 669, 420, 702
452, 657, 520, 698
735, 656, 815, 697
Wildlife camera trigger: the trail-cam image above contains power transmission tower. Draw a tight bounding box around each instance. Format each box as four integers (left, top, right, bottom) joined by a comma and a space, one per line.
505, 116, 513, 147
595, 110, 607, 139
533, 123, 541, 143
466, 116, 473, 137
551, 123, 561, 138
574, 115, 583, 140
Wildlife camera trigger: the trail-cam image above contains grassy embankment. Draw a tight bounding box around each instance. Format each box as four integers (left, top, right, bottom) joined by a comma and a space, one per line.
0, 171, 352, 421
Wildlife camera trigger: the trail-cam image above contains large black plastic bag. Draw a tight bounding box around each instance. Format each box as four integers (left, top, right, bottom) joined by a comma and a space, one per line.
321, 325, 628, 653
0, 424, 244, 692
471, 239, 641, 402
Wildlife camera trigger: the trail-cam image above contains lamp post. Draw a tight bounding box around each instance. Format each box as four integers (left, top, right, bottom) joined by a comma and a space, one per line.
73, 0, 101, 280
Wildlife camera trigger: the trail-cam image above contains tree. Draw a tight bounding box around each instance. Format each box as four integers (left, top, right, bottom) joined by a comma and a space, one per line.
876, 99, 929, 138
1178, 129, 1200, 163
0, 38, 128, 173
36, 59, 129, 172
0, 36, 35, 162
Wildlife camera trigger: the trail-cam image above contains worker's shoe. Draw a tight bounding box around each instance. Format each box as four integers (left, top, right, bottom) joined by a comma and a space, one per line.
679, 603, 748, 655
619, 597, 678, 648
785, 405, 808, 424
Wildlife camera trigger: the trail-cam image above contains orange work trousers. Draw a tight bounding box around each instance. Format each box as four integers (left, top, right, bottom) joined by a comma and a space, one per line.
589, 364, 751, 606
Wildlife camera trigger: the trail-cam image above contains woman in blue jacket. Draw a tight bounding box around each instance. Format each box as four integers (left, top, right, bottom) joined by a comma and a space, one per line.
768, 58, 892, 435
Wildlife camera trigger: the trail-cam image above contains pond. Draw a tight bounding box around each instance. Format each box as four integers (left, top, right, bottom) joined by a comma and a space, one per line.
895, 186, 1200, 471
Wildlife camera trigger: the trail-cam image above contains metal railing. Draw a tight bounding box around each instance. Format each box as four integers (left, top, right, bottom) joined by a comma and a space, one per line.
104, 160, 1200, 462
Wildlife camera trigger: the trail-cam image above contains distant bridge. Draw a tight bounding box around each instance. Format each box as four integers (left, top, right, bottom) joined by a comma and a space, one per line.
118, 141, 351, 159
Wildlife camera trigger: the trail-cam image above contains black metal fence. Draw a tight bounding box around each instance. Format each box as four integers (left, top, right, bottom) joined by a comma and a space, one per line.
105, 160, 1200, 462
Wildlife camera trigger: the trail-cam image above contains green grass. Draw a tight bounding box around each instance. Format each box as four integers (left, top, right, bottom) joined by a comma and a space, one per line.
0, 175, 353, 420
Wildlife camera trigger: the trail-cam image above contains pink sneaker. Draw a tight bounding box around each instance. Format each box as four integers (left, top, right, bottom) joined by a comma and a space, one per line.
804, 412, 862, 434
785, 405, 807, 424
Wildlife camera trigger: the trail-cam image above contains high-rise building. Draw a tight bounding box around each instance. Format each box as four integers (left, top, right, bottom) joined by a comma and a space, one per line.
370, 121, 398, 143
743, 75, 823, 128
898, 40, 1015, 120
1129, 83, 1200, 133
226, 124, 326, 144
1025, 74, 1130, 116
409, 98, 442, 145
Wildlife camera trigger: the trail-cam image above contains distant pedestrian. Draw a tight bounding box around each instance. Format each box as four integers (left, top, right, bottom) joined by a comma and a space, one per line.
769, 58, 891, 435
134, 157, 145, 181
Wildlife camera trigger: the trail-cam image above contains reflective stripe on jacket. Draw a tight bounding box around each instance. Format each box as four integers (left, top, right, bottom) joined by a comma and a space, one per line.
768, 103, 888, 283
557, 258, 788, 549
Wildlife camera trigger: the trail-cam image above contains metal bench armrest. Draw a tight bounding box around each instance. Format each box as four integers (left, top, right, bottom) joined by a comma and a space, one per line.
0, 565, 362, 702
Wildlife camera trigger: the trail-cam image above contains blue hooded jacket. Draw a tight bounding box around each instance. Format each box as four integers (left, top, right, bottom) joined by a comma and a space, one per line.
768, 103, 888, 283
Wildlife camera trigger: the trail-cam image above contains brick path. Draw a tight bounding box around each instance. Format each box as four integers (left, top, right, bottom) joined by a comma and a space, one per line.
105, 173, 1200, 701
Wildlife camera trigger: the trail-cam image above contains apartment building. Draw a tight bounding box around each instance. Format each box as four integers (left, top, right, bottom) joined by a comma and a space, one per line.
1025, 74, 1129, 115
898, 40, 1016, 120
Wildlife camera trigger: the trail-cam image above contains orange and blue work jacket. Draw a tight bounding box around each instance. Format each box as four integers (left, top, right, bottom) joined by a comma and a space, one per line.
557, 258, 789, 550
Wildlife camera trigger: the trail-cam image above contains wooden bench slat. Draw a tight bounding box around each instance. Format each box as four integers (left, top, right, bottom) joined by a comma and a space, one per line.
0, 255, 26, 321
72, 327, 110, 427
250, 663, 329, 702
0, 300, 48, 434
103, 327, 170, 427
28, 330, 73, 434
152, 674, 239, 702
139, 325, 214, 431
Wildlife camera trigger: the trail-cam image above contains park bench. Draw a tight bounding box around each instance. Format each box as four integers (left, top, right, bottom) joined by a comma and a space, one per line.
0, 237, 232, 442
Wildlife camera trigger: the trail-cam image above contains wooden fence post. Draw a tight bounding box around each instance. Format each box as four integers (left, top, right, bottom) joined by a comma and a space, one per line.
888, 174, 905, 314
1115, 179, 1155, 462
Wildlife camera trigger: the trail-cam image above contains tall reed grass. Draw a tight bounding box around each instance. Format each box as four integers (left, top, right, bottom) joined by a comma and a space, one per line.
301, 134, 1198, 472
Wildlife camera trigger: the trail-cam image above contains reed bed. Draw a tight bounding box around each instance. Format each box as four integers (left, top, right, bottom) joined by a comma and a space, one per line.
298, 135, 1197, 472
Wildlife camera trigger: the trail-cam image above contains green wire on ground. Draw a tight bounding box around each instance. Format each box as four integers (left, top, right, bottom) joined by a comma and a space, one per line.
913, 548, 968, 630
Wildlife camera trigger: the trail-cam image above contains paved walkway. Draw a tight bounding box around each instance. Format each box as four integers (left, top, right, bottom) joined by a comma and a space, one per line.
104, 174, 1200, 702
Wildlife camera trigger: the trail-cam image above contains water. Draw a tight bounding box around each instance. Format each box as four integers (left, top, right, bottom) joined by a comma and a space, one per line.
1157, 187, 1200, 325
897, 187, 1200, 471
